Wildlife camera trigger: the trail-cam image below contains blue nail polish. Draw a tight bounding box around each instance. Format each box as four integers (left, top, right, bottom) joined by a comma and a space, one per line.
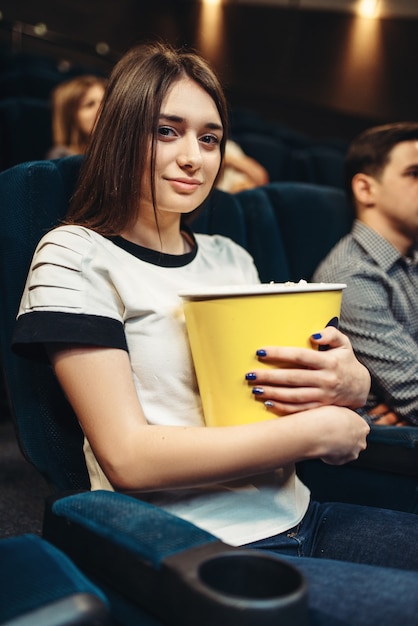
245, 372, 257, 381
311, 333, 322, 340
264, 401, 274, 408
256, 349, 267, 357
252, 387, 264, 395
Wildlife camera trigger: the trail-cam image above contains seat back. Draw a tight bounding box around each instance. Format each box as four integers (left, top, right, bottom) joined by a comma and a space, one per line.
231, 132, 290, 182
0, 156, 89, 491
192, 181, 353, 283
286, 145, 346, 189
262, 181, 354, 280
190, 186, 291, 283
0, 98, 52, 171
0, 533, 110, 625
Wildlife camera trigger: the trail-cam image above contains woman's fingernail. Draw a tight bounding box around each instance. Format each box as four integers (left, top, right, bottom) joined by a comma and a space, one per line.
311, 333, 322, 340
256, 349, 267, 357
245, 372, 257, 381
252, 387, 264, 395
264, 401, 274, 408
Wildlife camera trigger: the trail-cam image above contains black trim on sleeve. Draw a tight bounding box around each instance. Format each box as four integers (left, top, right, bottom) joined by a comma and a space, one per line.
12, 311, 128, 362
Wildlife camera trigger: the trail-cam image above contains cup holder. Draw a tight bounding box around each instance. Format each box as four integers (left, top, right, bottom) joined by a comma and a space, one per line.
199, 551, 304, 600
195, 549, 309, 625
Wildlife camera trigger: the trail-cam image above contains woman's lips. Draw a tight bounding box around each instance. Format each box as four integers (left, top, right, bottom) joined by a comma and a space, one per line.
168, 178, 202, 193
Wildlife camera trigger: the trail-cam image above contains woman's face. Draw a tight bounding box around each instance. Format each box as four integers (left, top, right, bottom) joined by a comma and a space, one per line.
140, 77, 223, 218
76, 83, 105, 136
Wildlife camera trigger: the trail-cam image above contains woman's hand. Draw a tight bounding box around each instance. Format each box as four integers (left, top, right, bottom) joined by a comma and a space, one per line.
245, 326, 371, 416
306, 405, 370, 465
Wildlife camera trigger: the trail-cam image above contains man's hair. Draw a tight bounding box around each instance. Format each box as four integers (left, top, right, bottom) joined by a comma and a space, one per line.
345, 121, 418, 199
66, 41, 228, 234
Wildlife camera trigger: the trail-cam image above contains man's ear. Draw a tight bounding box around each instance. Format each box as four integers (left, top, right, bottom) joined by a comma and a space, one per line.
352, 172, 376, 208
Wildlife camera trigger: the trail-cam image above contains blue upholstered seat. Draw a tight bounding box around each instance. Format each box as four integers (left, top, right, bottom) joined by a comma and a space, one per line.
231, 132, 291, 182
0, 156, 89, 491
0, 533, 110, 625
286, 145, 346, 189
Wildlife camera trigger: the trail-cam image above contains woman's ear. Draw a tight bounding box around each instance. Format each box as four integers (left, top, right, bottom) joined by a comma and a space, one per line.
352, 172, 376, 208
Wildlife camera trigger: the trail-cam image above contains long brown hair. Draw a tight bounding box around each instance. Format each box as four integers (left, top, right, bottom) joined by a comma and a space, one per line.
51, 75, 107, 153
66, 42, 228, 235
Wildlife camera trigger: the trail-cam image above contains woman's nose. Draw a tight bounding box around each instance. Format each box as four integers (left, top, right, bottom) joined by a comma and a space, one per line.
177, 135, 202, 169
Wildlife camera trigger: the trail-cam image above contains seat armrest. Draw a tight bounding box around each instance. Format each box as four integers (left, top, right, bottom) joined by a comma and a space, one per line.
367, 424, 418, 449
43, 491, 308, 626
351, 425, 417, 478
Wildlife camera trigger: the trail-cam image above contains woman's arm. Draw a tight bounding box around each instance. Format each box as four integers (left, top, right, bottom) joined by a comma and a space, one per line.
224, 152, 269, 186
47, 341, 369, 493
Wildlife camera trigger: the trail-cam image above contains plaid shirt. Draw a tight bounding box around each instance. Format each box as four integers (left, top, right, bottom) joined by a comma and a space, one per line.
314, 220, 418, 425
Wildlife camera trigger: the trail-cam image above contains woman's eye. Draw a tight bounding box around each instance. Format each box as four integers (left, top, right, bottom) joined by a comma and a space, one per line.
200, 134, 220, 146
158, 126, 176, 138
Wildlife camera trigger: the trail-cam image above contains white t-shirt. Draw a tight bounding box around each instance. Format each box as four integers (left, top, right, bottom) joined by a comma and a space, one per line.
14, 225, 310, 545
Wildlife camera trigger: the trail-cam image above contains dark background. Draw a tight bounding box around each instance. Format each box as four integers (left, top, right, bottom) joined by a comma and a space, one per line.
1, 0, 418, 142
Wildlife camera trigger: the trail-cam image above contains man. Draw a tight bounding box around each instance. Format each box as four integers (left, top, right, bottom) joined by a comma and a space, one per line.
314, 122, 418, 426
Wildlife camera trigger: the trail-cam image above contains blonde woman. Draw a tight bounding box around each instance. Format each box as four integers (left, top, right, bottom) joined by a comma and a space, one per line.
47, 74, 107, 159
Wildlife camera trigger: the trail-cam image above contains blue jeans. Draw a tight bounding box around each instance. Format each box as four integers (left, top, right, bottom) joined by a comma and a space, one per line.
245, 501, 418, 626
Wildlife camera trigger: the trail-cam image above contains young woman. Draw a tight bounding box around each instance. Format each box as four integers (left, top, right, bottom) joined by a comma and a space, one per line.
46, 74, 107, 159
13, 42, 418, 625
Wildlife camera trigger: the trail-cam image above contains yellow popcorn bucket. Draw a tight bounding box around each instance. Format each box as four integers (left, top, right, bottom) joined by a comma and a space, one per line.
179, 282, 346, 427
